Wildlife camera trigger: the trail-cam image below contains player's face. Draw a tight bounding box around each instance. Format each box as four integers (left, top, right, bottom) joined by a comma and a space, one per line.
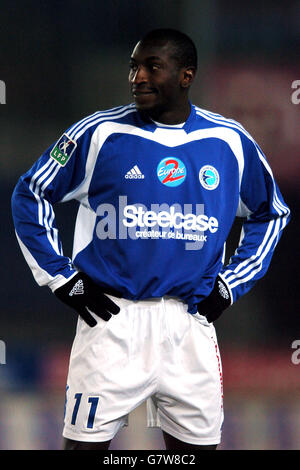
129, 41, 187, 118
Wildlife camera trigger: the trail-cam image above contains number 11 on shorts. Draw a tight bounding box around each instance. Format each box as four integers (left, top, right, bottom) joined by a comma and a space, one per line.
70, 393, 99, 429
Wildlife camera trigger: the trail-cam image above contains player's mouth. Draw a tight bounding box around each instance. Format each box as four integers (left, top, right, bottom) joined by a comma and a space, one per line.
132, 88, 157, 98
131, 87, 159, 110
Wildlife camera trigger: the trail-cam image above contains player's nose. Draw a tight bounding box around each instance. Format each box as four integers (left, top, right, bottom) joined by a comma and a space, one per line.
130, 65, 148, 84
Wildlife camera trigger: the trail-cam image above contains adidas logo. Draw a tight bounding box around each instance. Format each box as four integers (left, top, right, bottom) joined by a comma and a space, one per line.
125, 165, 145, 179
69, 279, 84, 296
218, 280, 229, 299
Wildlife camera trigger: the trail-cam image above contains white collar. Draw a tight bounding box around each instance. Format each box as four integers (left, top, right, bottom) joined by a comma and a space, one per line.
150, 118, 186, 129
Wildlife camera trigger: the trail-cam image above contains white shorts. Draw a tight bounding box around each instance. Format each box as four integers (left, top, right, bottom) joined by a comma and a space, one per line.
62, 296, 224, 445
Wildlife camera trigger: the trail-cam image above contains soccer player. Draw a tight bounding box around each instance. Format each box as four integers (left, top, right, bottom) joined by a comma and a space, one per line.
11, 29, 290, 450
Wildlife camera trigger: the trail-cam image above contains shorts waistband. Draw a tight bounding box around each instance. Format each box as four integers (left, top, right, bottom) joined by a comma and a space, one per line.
106, 294, 185, 310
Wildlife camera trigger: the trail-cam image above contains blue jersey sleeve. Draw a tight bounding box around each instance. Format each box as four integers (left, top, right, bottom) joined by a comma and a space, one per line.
11, 126, 92, 291
220, 133, 290, 303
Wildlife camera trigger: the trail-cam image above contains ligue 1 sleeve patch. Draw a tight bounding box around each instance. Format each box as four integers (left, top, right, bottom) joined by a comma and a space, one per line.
50, 133, 77, 167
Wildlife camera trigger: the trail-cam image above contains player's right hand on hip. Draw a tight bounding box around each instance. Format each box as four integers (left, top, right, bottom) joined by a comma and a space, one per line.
54, 272, 120, 327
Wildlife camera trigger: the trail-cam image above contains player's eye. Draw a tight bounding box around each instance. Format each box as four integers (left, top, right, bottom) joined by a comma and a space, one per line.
149, 64, 160, 71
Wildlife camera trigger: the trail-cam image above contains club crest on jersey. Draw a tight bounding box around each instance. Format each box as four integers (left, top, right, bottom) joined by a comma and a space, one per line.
157, 157, 186, 187
50, 133, 77, 167
199, 165, 219, 190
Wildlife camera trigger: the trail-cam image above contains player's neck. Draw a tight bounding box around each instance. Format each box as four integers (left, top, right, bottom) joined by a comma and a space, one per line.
146, 100, 191, 125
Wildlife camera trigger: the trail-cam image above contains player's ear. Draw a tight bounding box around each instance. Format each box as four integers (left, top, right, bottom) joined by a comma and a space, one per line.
180, 67, 196, 89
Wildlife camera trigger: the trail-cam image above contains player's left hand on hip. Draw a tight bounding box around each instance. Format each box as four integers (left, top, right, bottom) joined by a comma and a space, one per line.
197, 275, 231, 323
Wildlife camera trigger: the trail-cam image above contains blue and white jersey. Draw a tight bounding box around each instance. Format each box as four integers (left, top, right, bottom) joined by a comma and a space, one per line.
11, 103, 290, 314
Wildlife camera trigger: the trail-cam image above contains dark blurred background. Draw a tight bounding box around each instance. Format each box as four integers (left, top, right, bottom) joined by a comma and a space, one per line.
0, 0, 299, 450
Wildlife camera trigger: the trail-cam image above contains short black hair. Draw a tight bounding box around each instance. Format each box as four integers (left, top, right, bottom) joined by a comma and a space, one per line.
139, 28, 197, 70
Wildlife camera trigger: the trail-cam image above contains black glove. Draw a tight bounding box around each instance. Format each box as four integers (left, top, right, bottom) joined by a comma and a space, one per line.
54, 272, 120, 327
197, 275, 231, 323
